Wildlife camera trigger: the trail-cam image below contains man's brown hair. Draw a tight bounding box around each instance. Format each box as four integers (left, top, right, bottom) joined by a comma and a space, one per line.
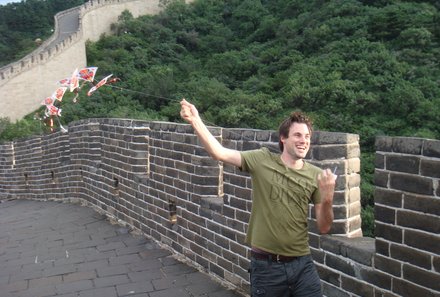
278, 112, 313, 152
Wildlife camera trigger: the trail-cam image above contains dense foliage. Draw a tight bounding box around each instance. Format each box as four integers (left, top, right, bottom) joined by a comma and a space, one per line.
0, 0, 85, 66
1, 0, 440, 237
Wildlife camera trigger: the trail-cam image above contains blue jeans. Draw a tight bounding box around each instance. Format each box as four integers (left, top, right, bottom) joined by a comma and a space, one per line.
250, 254, 322, 297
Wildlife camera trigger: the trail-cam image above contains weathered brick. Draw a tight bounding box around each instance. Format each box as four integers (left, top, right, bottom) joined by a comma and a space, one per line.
374, 254, 401, 277
316, 264, 341, 287
375, 153, 385, 169
375, 239, 389, 256
209, 262, 225, 279
403, 193, 440, 216
423, 139, 440, 158
403, 263, 440, 291
312, 143, 359, 161
399, 208, 439, 233
389, 172, 433, 195
405, 229, 440, 254
375, 222, 403, 243
325, 254, 356, 277
386, 155, 420, 174
374, 170, 389, 188
433, 256, 440, 273
375, 205, 396, 225
375, 188, 402, 208
360, 267, 392, 290
341, 276, 374, 297
314, 131, 359, 145
420, 158, 440, 178
390, 243, 431, 270
375, 136, 393, 152
322, 282, 351, 297
392, 278, 437, 297
392, 137, 423, 155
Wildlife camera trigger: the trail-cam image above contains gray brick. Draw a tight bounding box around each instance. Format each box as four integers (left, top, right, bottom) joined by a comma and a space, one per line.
386, 155, 420, 174
20, 285, 55, 297
322, 282, 351, 297
96, 264, 129, 277
375, 153, 385, 169
404, 193, 440, 216
390, 244, 431, 270
375, 222, 402, 243
423, 139, 440, 158
152, 274, 190, 290
149, 287, 192, 297
374, 170, 389, 188
373, 254, 401, 277
78, 286, 118, 297
325, 254, 356, 277
397, 209, 439, 234
312, 144, 358, 161
434, 256, 440, 273
392, 137, 423, 155
341, 276, 374, 297
316, 264, 341, 287
405, 229, 440, 254
420, 158, 440, 178
116, 281, 154, 296
403, 263, 440, 291
393, 277, 436, 297
389, 173, 433, 195
28, 275, 62, 288
374, 205, 396, 225
55, 279, 93, 294
375, 137, 393, 152
375, 188, 402, 208
94, 274, 129, 288
359, 268, 391, 290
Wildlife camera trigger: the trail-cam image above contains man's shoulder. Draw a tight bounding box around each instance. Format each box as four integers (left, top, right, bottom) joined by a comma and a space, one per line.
242, 147, 279, 158
304, 161, 323, 174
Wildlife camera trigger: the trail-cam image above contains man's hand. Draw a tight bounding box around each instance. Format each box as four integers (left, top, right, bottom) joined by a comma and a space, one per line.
317, 168, 336, 204
315, 168, 336, 234
180, 98, 199, 125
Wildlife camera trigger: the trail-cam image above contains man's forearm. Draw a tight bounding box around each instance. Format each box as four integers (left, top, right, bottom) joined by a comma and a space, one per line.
190, 117, 224, 161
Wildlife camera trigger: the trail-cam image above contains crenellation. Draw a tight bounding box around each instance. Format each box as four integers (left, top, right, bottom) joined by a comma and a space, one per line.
0, 123, 438, 296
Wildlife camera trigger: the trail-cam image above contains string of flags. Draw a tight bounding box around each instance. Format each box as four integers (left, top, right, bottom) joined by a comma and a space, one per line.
38, 67, 120, 133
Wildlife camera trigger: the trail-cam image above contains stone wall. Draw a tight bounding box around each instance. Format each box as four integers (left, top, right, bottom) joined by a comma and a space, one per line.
373, 137, 440, 296
2, 119, 439, 296
0, 118, 364, 295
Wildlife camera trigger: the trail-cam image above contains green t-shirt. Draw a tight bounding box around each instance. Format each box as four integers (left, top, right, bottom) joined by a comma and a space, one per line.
240, 147, 322, 256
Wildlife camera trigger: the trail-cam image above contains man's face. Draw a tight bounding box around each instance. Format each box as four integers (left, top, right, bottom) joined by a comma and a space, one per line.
281, 122, 311, 160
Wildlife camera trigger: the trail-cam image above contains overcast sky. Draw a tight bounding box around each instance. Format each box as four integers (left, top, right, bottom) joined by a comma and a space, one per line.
0, 0, 21, 5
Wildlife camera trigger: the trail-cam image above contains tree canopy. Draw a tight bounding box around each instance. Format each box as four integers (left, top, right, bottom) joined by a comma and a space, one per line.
0, 0, 85, 66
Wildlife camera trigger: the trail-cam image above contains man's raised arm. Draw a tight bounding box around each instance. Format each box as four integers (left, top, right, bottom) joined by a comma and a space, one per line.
180, 99, 242, 167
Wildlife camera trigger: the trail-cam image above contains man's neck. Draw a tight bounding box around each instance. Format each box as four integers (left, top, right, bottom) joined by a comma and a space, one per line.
280, 153, 304, 170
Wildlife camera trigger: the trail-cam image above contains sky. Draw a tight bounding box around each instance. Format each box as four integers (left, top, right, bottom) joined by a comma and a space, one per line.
0, 0, 21, 5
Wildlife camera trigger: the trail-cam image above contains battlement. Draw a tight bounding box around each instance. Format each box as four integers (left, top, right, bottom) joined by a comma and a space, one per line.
1, 118, 438, 296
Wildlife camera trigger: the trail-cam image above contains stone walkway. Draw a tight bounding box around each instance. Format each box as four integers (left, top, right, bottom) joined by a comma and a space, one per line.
0, 199, 244, 297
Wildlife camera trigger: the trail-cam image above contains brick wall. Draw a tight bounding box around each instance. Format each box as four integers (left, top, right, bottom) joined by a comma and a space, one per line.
1, 119, 438, 296
373, 136, 440, 297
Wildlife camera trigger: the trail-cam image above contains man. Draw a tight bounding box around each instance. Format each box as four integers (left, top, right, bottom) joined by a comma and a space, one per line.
180, 99, 336, 297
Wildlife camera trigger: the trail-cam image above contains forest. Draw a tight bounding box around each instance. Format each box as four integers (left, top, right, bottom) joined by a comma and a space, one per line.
0, 0, 85, 66
1, 0, 439, 237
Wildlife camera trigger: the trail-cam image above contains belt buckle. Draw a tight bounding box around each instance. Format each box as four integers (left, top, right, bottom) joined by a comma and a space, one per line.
276, 254, 281, 263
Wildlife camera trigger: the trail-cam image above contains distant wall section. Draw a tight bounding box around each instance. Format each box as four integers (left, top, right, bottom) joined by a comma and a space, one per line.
0, 0, 172, 122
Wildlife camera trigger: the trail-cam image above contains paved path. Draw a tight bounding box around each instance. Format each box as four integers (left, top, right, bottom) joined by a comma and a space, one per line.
0, 199, 243, 297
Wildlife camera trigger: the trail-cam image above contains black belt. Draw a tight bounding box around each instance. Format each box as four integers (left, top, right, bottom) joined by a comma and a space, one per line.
251, 250, 297, 263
